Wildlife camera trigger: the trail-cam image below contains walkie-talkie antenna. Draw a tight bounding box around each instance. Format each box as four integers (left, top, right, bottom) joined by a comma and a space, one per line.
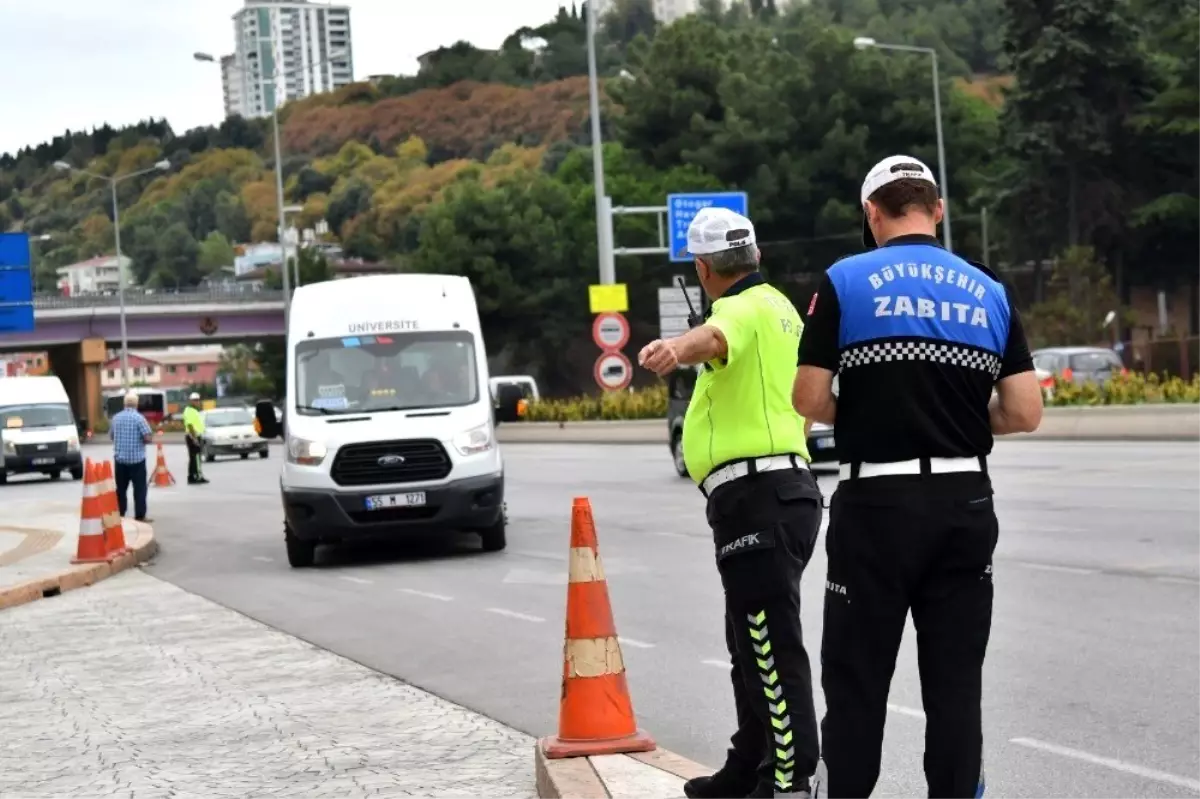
674, 275, 702, 329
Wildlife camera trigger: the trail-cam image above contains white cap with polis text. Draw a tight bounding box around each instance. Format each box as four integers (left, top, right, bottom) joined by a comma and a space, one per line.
188, 392, 201, 401
860, 155, 939, 248
686, 206, 757, 256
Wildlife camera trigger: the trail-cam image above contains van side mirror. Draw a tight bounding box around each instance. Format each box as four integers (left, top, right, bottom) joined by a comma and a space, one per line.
255, 400, 281, 439
494, 384, 524, 424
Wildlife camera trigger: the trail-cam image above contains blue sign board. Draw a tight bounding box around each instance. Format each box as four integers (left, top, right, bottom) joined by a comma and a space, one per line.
0, 232, 35, 334
666, 191, 750, 263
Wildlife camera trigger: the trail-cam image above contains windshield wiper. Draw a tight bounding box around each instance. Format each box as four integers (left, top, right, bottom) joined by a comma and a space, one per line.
295, 405, 340, 415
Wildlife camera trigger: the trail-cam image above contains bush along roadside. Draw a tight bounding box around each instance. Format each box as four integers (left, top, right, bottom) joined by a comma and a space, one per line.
521, 373, 1200, 422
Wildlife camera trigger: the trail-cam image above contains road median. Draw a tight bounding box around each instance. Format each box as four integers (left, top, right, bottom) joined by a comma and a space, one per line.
0, 510, 157, 611
499, 405, 1200, 444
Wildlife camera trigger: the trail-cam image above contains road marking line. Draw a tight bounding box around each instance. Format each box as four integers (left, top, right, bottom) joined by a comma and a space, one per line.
651, 531, 691, 539
887, 703, 925, 719
338, 575, 372, 585
1014, 562, 1097, 575
701, 659, 729, 669
486, 607, 545, 623
1010, 737, 1200, 792
619, 637, 656, 649
252, 556, 274, 563
1154, 575, 1198, 585
399, 588, 453, 601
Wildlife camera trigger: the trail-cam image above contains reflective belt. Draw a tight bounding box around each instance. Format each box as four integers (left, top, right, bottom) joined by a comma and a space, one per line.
701, 454, 808, 497
838, 456, 985, 481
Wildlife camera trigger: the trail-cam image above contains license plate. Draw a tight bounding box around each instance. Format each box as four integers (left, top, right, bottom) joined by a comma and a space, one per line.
815, 437, 835, 450
235, 443, 249, 448
32, 457, 55, 465
365, 492, 427, 510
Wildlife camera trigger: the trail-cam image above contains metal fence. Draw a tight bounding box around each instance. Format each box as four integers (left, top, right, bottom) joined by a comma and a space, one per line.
33, 288, 286, 310
1123, 336, 1200, 380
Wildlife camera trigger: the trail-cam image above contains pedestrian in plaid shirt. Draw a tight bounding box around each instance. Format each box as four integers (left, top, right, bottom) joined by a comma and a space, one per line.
110, 392, 153, 521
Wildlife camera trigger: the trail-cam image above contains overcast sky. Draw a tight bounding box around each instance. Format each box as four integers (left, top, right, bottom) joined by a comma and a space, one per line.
0, 0, 570, 157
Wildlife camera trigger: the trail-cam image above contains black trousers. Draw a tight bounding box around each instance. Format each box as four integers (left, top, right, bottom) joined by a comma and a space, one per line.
707, 467, 824, 795
820, 471, 998, 799
185, 435, 202, 482
114, 460, 147, 520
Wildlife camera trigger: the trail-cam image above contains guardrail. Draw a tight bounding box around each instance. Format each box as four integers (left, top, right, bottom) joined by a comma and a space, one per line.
495, 405, 1200, 444
33, 288, 285, 310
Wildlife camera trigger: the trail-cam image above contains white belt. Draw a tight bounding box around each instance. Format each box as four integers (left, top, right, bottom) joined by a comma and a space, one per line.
838, 457, 982, 481
702, 455, 808, 496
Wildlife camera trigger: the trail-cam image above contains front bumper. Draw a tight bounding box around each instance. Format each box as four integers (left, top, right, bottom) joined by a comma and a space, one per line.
283, 472, 505, 542
2, 451, 83, 474
207, 440, 268, 456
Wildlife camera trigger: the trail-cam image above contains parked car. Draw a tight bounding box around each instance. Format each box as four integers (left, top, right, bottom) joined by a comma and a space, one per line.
665, 367, 838, 478
1031, 346, 1127, 398
200, 407, 269, 462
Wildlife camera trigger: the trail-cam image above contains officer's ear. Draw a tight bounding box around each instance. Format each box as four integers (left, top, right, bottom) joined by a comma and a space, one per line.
933, 198, 945, 225
693, 255, 709, 283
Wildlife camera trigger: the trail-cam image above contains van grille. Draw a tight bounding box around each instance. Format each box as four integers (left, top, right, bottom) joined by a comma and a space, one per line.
330, 439, 452, 487
16, 442, 67, 457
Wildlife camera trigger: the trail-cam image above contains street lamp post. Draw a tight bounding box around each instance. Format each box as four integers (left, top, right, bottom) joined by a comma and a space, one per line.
585, 0, 615, 285
195, 49, 348, 329
853, 37, 952, 251
52, 160, 171, 389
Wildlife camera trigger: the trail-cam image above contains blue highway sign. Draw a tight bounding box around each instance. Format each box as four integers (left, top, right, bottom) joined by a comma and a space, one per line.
0, 233, 35, 334
666, 191, 750, 263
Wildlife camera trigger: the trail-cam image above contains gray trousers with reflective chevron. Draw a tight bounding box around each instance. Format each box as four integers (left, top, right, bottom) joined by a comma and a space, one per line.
707, 467, 823, 796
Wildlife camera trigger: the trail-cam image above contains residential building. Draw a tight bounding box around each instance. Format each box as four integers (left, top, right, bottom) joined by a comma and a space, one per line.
223, 0, 354, 120
0, 352, 49, 378
234, 242, 285, 277
56, 255, 135, 296
100, 346, 224, 390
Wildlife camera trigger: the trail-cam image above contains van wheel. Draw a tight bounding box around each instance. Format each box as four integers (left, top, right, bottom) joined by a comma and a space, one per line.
49, 470, 62, 480
671, 431, 689, 478
259, 449, 269, 459
479, 514, 507, 552
204, 445, 215, 463
240, 453, 250, 460
285, 524, 316, 568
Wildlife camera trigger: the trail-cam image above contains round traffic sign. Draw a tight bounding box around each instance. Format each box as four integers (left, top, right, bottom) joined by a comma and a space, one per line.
592, 312, 630, 351
594, 351, 633, 391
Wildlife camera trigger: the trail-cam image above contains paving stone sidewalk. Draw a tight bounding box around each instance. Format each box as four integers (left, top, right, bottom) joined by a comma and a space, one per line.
0, 570, 536, 799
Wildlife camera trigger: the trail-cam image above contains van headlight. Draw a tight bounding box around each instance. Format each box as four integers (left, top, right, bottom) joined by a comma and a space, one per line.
2, 440, 14, 455
287, 436, 328, 466
453, 423, 494, 456
67, 437, 80, 451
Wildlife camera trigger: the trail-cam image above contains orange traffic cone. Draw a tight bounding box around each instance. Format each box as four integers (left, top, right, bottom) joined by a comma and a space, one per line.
71, 460, 109, 564
98, 461, 129, 557
539, 497, 656, 759
151, 442, 176, 487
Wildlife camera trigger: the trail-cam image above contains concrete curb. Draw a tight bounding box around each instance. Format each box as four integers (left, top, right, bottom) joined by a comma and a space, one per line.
0, 521, 158, 611
534, 744, 711, 798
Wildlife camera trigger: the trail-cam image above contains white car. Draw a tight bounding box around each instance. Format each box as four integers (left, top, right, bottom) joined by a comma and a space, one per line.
200, 407, 269, 462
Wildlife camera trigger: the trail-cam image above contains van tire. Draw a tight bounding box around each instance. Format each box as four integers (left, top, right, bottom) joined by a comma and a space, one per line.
479, 515, 507, 552
670, 431, 689, 478
240, 453, 250, 460
285, 524, 316, 568
259, 450, 269, 459
0, 471, 6, 485
69, 467, 83, 480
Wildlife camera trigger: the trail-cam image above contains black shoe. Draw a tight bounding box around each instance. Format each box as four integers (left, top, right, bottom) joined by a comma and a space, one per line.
748, 778, 811, 797
684, 767, 758, 798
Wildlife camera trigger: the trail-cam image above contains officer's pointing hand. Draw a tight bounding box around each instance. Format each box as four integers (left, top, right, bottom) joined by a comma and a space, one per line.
638, 338, 680, 376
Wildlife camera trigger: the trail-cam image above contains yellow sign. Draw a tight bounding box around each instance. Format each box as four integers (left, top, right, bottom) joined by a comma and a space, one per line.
589, 284, 628, 314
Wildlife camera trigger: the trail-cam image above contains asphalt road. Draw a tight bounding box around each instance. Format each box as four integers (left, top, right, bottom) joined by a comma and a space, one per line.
11, 440, 1200, 797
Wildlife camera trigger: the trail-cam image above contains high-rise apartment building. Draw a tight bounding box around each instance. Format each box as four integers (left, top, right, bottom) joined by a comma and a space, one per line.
221, 0, 354, 120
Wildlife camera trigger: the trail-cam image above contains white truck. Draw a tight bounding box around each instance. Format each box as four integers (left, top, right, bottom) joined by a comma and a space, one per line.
254, 274, 506, 567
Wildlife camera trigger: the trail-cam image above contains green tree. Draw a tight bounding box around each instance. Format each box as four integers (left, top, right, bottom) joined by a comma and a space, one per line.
1022, 246, 1129, 348
214, 190, 252, 243
151, 222, 200, 287
198, 230, 236, 275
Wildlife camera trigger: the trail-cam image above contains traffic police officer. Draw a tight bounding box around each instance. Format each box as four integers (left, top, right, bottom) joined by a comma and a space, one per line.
640, 207, 824, 798
793, 155, 1044, 798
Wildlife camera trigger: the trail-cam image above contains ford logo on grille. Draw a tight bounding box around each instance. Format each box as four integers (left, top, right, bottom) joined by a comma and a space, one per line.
377, 454, 406, 467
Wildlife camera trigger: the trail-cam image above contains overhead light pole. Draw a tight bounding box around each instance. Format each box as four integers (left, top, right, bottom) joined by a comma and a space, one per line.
853, 37, 952, 251
53, 159, 171, 389
585, 0, 615, 285
195, 48, 349, 330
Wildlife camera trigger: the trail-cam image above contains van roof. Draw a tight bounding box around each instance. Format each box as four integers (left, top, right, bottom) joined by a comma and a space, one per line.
291, 274, 481, 338
0, 376, 69, 404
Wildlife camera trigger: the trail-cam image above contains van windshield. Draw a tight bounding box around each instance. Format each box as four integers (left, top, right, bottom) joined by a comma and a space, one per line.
0, 403, 74, 430
295, 331, 478, 415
